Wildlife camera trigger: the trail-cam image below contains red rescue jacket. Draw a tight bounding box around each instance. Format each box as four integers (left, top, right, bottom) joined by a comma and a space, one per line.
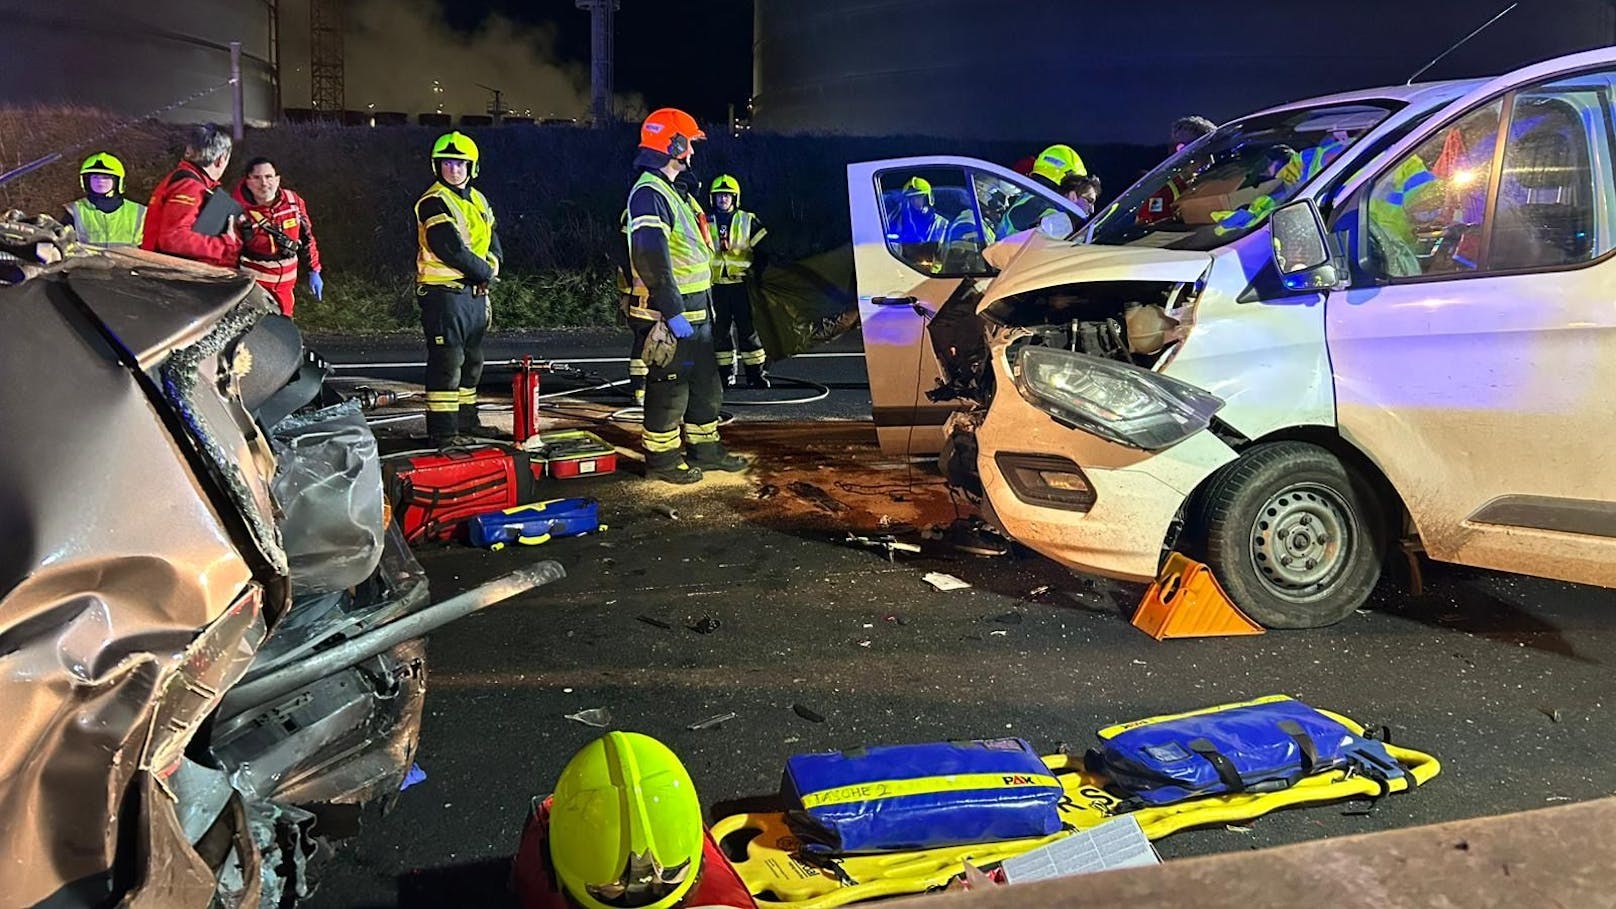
232, 183, 322, 293
512, 798, 757, 909
140, 161, 243, 269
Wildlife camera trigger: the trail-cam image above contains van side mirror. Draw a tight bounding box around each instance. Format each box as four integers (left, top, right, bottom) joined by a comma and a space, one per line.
1040, 211, 1075, 240
1270, 200, 1343, 292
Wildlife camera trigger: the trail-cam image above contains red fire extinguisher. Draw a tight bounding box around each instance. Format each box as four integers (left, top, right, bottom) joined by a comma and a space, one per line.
512, 355, 542, 444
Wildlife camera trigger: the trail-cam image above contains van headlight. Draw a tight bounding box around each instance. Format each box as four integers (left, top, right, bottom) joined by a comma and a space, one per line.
1013, 346, 1224, 450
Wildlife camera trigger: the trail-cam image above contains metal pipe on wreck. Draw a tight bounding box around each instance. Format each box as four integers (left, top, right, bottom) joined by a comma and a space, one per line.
216, 561, 565, 719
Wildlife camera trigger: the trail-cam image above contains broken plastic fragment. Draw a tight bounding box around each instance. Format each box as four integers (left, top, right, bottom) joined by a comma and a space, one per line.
566, 708, 612, 728
689, 616, 721, 634
400, 763, 427, 791
687, 712, 738, 731
653, 504, 680, 520
923, 572, 971, 591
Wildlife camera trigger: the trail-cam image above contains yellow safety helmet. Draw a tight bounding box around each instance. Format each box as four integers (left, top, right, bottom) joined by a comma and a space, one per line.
550, 732, 704, 909
1031, 144, 1087, 186
80, 152, 127, 194
902, 176, 933, 203
431, 131, 480, 178
710, 173, 741, 204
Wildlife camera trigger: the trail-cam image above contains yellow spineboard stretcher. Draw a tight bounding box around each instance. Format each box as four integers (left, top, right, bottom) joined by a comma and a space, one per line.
711, 712, 1440, 909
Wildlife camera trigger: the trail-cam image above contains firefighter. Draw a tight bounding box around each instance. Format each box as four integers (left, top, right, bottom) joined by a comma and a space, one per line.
707, 174, 769, 389
233, 156, 324, 317
999, 144, 1087, 236
65, 153, 146, 246
414, 131, 505, 446
887, 177, 949, 272
625, 108, 748, 484
141, 123, 243, 268
613, 209, 652, 405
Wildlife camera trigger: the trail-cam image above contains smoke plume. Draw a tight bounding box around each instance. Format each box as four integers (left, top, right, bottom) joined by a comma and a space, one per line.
342, 0, 639, 118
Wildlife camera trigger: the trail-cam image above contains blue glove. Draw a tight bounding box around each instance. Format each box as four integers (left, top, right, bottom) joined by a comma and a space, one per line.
667, 313, 694, 339
308, 270, 325, 301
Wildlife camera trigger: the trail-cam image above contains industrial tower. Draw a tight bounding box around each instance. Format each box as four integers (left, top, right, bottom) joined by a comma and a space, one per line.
575, 0, 618, 124
310, 0, 344, 113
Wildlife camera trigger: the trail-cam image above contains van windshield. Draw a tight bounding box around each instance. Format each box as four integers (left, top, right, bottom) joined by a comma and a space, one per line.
1088, 101, 1401, 250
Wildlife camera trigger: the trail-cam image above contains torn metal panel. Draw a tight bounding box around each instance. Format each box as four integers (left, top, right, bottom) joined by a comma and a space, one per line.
0, 269, 260, 908
65, 252, 261, 371
161, 300, 288, 577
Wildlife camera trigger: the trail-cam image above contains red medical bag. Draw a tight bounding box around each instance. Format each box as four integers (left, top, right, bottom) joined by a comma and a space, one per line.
384, 444, 543, 542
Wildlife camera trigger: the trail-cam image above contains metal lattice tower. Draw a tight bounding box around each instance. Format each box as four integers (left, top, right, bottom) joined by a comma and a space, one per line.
311, 0, 345, 113
575, 0, 619, 124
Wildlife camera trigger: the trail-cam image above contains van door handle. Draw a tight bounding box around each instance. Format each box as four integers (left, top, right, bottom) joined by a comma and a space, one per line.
871, 295, 917, 307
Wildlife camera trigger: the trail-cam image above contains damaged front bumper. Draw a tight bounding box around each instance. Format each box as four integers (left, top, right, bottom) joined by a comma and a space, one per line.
950, 345, 1239, 582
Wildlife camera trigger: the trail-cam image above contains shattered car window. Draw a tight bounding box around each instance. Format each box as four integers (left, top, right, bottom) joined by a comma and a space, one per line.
1089, 102, 1401, 251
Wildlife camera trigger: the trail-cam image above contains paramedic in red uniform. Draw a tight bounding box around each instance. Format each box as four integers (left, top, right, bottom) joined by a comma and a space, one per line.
233, 157, 325, 316
141, 123, 243, 269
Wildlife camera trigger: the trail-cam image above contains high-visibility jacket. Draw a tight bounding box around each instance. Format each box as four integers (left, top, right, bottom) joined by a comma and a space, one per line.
68, 197, 146, 246
416, 182, 496, 286
708, 209, 765, 284
1278, 137, 1348, 186
1368, 154, 1440, 250
625, 170, 713, 322
140, 161, 242, 268
233, 184, 322, 298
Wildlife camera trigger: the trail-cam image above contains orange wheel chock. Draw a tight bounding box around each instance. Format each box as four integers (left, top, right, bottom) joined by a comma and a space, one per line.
1132, 553, 1265, 640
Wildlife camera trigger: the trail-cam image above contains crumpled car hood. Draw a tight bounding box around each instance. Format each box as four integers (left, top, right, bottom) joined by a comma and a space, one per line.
978, 234, 1213, 314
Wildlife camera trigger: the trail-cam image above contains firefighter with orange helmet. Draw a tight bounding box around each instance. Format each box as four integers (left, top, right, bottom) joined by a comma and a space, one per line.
624, 108, 748, 484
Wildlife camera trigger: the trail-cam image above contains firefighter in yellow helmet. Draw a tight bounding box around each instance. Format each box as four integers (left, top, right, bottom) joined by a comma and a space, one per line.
414, 131, 505, 446
66, 153, 146, 246
1000, 143, 1088, 235
547, 733, 710, 908
707, 174, 769, 389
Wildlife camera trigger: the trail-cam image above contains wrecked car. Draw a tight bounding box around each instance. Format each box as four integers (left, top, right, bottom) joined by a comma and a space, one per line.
0, 215, 558, 907
851, 47, 1616, 628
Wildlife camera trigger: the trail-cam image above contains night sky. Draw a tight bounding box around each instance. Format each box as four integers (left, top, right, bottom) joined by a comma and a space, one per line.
435, 0, 754, 121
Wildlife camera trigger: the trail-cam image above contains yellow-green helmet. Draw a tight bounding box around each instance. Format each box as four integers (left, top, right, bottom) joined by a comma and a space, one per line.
550, 732, 703, 909
710, 173, 741, 204
80, 152, 126, 194
1031, 144, 1087, 186
431, 131, 480, 178
902, 176, 933, 203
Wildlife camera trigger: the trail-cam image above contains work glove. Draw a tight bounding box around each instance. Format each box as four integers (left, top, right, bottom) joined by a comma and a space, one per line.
667, 313, 694, 339
308, 270, 324, 300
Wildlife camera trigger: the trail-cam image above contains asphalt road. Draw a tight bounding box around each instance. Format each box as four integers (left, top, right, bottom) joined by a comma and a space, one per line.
305, 334, 1616, 909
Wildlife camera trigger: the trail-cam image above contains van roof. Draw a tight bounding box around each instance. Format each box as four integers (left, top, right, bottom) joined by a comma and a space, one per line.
1251, 78, 1486, 120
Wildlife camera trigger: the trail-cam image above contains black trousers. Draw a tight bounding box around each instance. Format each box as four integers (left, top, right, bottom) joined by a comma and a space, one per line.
417, 284, 489, 439
639, 292, 726, 469
711, 281, 765, 371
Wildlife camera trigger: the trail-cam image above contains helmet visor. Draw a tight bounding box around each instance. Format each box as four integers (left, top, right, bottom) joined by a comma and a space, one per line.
583, 852, 693, 907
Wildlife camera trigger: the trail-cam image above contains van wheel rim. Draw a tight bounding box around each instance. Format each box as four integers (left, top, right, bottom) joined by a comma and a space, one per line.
1249, 483, 1354, 599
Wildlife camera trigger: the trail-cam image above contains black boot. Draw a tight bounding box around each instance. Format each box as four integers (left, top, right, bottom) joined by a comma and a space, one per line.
743, 364, 771, 389
689, 442, 750, 473
646, 456, 704, 485
460, 404, 512, 441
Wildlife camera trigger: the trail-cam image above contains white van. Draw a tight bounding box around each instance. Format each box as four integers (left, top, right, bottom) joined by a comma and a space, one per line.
849, 48, 1616, 627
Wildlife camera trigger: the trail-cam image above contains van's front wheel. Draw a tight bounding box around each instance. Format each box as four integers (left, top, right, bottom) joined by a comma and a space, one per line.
1200, 442, 1385, 628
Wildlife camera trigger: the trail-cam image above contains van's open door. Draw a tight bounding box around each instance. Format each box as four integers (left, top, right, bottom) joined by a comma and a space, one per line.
846, 156, 1079, 455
